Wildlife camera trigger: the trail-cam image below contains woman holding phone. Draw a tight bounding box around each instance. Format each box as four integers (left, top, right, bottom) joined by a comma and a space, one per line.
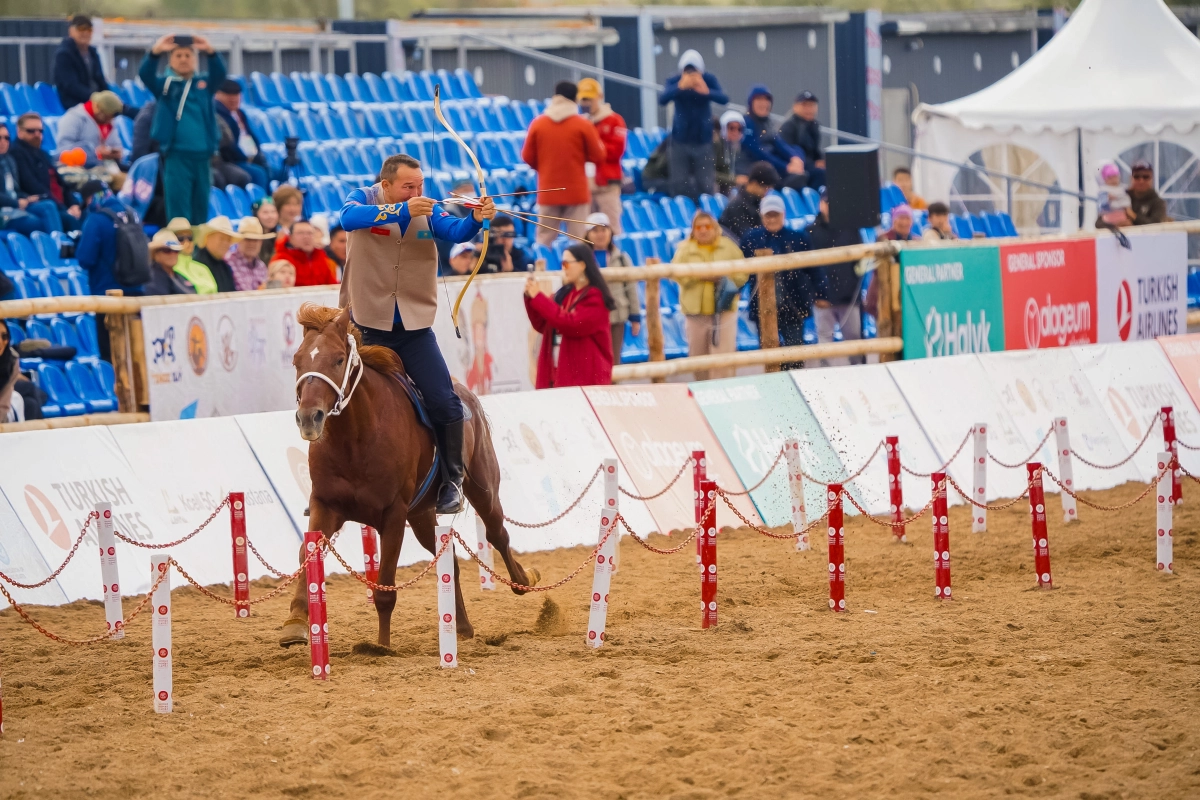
524, 243, 615, 388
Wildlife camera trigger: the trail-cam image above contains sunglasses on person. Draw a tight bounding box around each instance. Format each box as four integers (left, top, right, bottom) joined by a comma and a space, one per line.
0, 133, 9, 141
175, 234, 193, 243
1132, 172, 1153, 180
494, 230, 516, 239
20, 126, 43, 135
561, 255, 579, 266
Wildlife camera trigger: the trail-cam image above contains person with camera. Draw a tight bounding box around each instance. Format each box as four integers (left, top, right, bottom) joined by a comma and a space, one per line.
138, 33, 225, 225
658, 50, 728, 201
482, 214, 530, 273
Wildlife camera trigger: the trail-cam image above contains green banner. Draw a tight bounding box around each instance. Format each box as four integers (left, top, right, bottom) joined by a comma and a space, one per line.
900, 244, 1005, 359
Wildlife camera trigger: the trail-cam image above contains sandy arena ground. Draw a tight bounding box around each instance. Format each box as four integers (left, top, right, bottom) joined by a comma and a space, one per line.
1, 480, 1198, 799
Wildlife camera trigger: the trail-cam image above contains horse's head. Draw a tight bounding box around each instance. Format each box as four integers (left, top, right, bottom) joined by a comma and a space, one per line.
294, 304, 361, 441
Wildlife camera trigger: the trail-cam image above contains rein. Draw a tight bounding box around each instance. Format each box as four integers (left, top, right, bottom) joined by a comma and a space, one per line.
295, 333, 364, 416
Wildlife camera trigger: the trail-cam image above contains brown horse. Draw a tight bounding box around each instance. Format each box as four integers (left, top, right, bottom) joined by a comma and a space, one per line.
279, 304, 538, 648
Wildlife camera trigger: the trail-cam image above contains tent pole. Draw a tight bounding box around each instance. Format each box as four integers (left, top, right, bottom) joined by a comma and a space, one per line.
1077, 128, 1085, 230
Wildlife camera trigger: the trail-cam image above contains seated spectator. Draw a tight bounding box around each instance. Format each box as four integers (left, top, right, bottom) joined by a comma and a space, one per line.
778, 91, 825, 190
11, 112, 82, 232
715, 111, 752, 195
213, 80, 269, 190
584, 212, 640, 361
1127, 160, 1170, 225
673, 210, 746, 381
922, 202, 957, 241
190, 215, 241, 293
743, 85, 809, 192
226, 217, 272, 291
266, 258, 296, 289
1, 319, 45, 422
53, 15, 112, 113
326, 225, 347, 279
524, 243, 615, 388
272, 185, 304, 236
483, 214, 529, 273
435, 180, 476, 271
142, 230, 196, 295
55, 90, 125, 171
892, 167, 927, 210
253, 198, 279, 255
719, 162, 778, 241
806, 187, 864, 366
275, 219, 337, 286
0, 126, 58, 236
445, 242, 478, 276
882, 204, 916, 241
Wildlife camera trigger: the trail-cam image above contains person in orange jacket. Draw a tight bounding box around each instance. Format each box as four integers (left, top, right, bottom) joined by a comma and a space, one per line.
577, 77, 626, 235
521, 81, 606, 246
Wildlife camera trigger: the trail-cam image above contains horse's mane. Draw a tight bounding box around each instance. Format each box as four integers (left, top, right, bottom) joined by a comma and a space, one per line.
296, 303, 405, 376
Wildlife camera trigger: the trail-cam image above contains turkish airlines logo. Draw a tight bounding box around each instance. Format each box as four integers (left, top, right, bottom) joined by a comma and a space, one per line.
1023, 294, 1091, 350
24, 485, 71, 549
1116, 280, 1133, 341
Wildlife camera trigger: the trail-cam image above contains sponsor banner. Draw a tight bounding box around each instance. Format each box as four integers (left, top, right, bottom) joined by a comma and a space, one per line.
900, 245, 1005, 360
1095, 231, 1187, 344
977, 349, 1144, 488
1159, 334, 1200, 420
1000, 239, 1097, 351
583, 384, 761, 533
888, 354, 1035, 500
0, 489, 69, 606
1072, 341, 1200, 476
108, 418, 302, 585
690, 372, 861, 526
791, 364, 942, 514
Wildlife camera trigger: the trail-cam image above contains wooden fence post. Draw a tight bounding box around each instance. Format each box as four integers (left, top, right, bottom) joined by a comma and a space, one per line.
103, 290, 137, 413
644, 257, 665, 382
874, 251, 902, 362
753, 249, 779, 372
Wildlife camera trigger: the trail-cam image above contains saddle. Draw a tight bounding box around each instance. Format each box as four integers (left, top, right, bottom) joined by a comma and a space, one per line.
388, 370, 471, 506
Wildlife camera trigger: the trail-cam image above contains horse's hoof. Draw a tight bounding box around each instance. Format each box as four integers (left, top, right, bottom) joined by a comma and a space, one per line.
512, 567, 540, 596
457, 624, 475, 640
279, 617, 309, 648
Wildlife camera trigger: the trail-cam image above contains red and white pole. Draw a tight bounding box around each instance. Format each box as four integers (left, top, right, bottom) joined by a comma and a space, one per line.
360, 525, 380, 602
1026, 464, 1053, 590
151, 554, 172, 713
435, 526, 458, 668
304, 531, 330, 680
931, 473, 951, 600
1157, 451, 1174, 574
885, 436, 906, 542
1053, 418, 1079, 523
827, 483, 846, 611
1161, 406, 1182, 505
693, 449, 707, 558
473, 516, 495, 591
229, 493, 250, 619
95, 502, 124, 639
784, 439, 810, 551
699, 478, 718, 629
586, 459, 619, 648
972, 423, 988, 533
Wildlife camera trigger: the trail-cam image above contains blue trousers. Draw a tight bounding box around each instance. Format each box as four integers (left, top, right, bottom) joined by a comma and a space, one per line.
5, 199, 66, 234
359, 323, 464, 425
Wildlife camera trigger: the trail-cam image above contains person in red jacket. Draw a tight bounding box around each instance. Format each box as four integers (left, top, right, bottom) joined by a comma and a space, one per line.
274, 219, 337, 286
524, 243, 615, 388
577, 78, 627, 235
521, 81, 606, 246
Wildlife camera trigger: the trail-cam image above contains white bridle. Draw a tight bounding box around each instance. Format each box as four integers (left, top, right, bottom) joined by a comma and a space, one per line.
295, 333, 364, 417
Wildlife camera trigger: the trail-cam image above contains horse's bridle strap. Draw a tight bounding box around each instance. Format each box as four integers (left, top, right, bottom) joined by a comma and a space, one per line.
295, 334, 363, 416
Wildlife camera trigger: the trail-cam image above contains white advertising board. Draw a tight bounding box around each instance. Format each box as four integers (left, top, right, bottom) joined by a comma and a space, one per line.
0, 489, 69, 606
791, 364, 942, 515
1095, 230, 1187, 344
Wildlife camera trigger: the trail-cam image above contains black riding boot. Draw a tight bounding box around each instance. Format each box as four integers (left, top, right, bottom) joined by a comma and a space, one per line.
435, 419, 466, 514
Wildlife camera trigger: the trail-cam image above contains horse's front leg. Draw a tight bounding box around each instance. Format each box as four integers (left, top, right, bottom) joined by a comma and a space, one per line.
374, 504, 410, 648
279, 499, 345, 647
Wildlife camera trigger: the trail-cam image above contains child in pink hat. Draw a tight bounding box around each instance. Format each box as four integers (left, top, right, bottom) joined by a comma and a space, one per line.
1098, 162, 1133, 226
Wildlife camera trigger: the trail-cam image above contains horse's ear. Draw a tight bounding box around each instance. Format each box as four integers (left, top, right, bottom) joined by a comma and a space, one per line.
336, 305, 353, 331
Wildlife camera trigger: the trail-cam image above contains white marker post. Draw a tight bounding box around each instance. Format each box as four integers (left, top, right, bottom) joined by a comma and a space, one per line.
151, 555, 172, 714
972, 423, 988, 533
586, 459, 619, 649
95, 502, 124, 640
435, 526, 457, 669
783, 439, 810, 551
1156, 452, 1174, 574
1053, 417, 1079, 523
606, 461, 621, 574
475, 515, 495, 591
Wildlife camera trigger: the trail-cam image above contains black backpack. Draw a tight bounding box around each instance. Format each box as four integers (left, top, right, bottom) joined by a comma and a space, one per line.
98, 205, 152, 286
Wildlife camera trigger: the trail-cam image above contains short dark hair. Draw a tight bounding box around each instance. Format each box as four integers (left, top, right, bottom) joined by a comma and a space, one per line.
218, 79, 242, 95
16, 112, 41, 130
554, 81, 577, 101
893, 166, 912, 178
69, 14, 92, 29
492, 213, 515, 229
330, 225, 345, 237
747, 161, 780, 187
379, 153, 421, 181
927, 201, 949, 216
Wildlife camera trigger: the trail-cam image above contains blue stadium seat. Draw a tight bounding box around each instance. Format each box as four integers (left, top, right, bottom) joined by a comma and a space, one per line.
384, 72, 416, 103
3, 232, 47, 270
226, 184, 252, 218
209, 187, 234, 220
123, 78, 153, 106
249, 72, 282, 107
0, 83, 30, 116
342, 72, 369, 103
362, 72, 393, 103
950, 215, 973, 239
6, 321, 23, 348
270, 72, 303, 105
455, 68, 482, 99
36, 363, 87, 417
94, 358, 115, 397
246, 183, 266, 206
997, 212, 1018, 237
24, 318, 55, 345
33, 81, 64, 116
7, 271, 40, 299
66, 361, 117, 414
433, 69, 461, 100
699, 194, 723, 220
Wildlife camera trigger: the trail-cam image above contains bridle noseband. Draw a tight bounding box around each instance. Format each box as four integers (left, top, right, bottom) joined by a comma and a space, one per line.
295, 333, 363, 417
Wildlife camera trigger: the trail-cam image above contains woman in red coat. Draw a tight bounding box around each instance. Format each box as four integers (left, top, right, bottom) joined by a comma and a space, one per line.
524, 243, 615, 388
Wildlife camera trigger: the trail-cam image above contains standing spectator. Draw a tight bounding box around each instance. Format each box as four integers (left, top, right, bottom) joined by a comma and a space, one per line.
524, 243, 615, 388
807, 187, 864, 366
482, 214, 530, 273
252, 198, 278, 255
779, 91, 825, 190
130, 100, 157, 164
444, 242, 478, 276
226, 216, 272, 291
584, 212, 640, 361
11, 112, 81, 232
882, 204, 916, 241
138, 34, 225, 225
521, 81, 605, 246
325, 225, 347, 278
142, 230, 196, 295
715, 111, 752, 194
0, 126, 58, 235
55, 90, 125, 170
190, 215, 240, 293
719, 162, 778, 241
739, 194, 824, 363
673, 210, 746, 381
922, 201, 958, 241
892, 167, 927, 210
274, 219, 337, 286
53, 15, 111, 113
1127, 160, 1170, 225
743, 85, 809, 191
76, 182, 146, 361
272, 185, 304, 235
577, 78, 626, 234
213, 80, 269, 189
659, 50, 728, 201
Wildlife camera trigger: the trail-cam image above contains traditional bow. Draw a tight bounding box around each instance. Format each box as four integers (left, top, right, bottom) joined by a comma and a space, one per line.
433, 84, 489, 338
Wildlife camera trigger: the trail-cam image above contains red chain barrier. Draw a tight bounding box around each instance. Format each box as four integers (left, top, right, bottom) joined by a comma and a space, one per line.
797, 440, 885, 487
901, 427, 973, 478
620, 456, 694, 501
504, 464, 603, 528
114, 496, 230, 549
715, 488, 832, 541
1070, 411, 1158, 470
718, 448, 786, 496
946, 473, 1031, 510
843, 485, 939, 530
453, 521, 616, 594
1042, 463, 1166, 512
989, 425, 1054, 469
0, 511, 97, 590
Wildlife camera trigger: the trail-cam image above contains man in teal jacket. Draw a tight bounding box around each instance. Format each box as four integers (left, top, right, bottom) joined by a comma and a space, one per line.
138, 35, 224, 225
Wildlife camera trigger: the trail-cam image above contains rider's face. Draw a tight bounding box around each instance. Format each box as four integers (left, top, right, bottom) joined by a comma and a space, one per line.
381, 165, 423, 204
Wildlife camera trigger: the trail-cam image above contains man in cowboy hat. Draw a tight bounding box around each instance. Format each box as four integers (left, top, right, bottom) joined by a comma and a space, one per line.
143, 229, 197, 295
226, 216, 274, 290
338, 152, 495, 514
184, 215, 241, 293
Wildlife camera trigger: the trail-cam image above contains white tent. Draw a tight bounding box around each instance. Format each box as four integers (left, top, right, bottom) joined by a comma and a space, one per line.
912, 0, 1200, 233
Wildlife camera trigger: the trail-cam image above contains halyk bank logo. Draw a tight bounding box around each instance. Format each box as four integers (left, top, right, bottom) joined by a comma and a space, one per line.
1023, 294, 1092, 350
923, 306, 991, 357
1116, 280, 1134, 341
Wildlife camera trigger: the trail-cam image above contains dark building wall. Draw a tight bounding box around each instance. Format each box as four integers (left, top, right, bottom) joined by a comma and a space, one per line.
0, 19, 65, 85
881, 31, 1035, 106
600, 15, 641, 130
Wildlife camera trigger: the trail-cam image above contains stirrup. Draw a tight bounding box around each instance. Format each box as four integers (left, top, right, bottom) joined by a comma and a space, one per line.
436, 481, 465, 515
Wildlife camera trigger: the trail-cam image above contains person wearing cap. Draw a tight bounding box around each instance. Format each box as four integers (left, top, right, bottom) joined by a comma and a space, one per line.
213, 80, 269, 190
142, 230, 197, 296
882, 204, 916, 242
806, 186, 865, 366
522, 81, 606, 246
183, 215, 241, 294
139, 33, 225, 225
719, 162, 779, 241
481, 213, 529, 273
743, 85, 810, 192
1126, 160, 1170, 226
577, 77, 626, 235
715, 111, 753, 195
673, 210, 746, 381
55, 90, 126, 170
780, 91, 825, 191
583, 212, 640, 360
53, 15, 113, 113
659, 50, 728, 201
445, 242, 478, 276
225, 216, 273, 291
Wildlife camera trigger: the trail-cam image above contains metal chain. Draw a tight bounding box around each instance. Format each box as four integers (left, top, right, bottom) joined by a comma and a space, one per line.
115, 496, 231, 550
619, 457, 693, 501
452, 520, 615, 593
842, 484, 940, 529
170, 553, 308, 607
620, 517, 704, 554
719, 448, 786, 496
945, 473, 1031, 510
901, 427, 974, 478
1176, 438, 1200, 451
246, 536, 288, 579
322, 535, 448, 593
989, 425, 1055, 469
716, 488, 833, 540
505, 464, 603, 528
1041, 462, 1167, 512
0, 511, 98, 590
799, 439, 885, 487
1071, 413, 1160, 470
